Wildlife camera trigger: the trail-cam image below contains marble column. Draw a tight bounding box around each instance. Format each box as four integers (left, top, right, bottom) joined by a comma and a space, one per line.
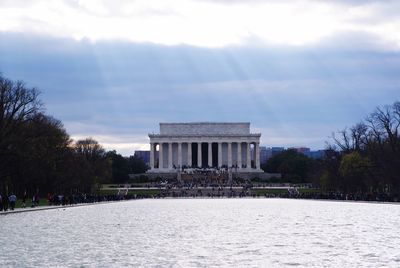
178, 142, 182, 168
159, 142, 163, 169
218, 142, 222, 168
255, 142, 260, 169
188, 142, 192, 167
168, 143, 173, 169
237, 142, 242, 168
150, 142, 155, 169
197, 142, 202, 167
246, 142, 251, 169
208, 142, 212, 167
227, 142, 232, 168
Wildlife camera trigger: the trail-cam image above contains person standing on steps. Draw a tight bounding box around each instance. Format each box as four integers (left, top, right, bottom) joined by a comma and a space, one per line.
2, 192, 8, 211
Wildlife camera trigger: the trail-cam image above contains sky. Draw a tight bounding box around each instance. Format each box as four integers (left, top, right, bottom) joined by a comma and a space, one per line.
0, 0, 399, 155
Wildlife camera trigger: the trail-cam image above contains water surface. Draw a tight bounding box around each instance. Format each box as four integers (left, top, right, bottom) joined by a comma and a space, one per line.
1, 199, 399, 267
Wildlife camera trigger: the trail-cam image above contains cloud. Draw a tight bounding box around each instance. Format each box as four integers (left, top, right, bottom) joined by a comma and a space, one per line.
1, 0, 400, 48
1, 1, 398, 155
1, 32, 399, 154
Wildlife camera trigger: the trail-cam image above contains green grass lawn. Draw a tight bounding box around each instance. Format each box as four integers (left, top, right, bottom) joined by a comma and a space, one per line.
12, 198, 49, 209
97, 189, 120, 195
128, 189, 161, 196
298, 188, 321, 194
252, 188, 289, 195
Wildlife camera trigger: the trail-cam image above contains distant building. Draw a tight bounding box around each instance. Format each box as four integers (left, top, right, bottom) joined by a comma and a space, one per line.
265, 147, 273, 160
259, 146, 268, 165
290, 147, 311, 156
148, 122, 262, 173
309, 150, 325, 159
271, 147, 285, 156
134, 150, 151, 165
288, 147, 325, 159
259, 146, 325, 162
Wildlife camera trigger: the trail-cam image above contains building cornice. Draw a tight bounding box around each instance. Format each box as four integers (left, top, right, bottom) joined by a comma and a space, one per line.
149, 134, 261, 138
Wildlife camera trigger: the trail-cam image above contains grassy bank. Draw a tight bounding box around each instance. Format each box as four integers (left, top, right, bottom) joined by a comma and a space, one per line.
298, 188, 321, 194
12, 199, 48, 209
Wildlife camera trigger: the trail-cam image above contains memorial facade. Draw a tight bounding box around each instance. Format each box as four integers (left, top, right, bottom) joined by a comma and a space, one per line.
147, 122, 262, 173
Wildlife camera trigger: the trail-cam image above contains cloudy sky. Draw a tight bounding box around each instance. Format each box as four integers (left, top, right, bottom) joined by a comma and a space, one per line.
1, 0, 399, 155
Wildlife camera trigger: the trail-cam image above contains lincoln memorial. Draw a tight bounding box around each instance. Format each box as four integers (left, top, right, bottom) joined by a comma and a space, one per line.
147, 122, 263, 174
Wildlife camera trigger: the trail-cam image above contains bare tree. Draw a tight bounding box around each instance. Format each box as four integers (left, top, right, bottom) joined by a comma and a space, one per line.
331, 101, 400, 192
369, 104, 400, 153
332, 122, 368, 152
0, 75, 43, 180
0, 75, 42, 136
74, 138, 111, 191
75, 138, 106, 161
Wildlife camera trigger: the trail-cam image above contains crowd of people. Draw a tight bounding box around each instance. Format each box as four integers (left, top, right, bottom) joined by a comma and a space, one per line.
178, 165, 250, 172
269, 190, 400, 202
145, 185, 400, 202
0, 191, 145, 212
0, 193, 17, 211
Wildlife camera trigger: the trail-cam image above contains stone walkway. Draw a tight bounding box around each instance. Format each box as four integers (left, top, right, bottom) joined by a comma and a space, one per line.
0, 201, 125, 216
0, 205, 64, 215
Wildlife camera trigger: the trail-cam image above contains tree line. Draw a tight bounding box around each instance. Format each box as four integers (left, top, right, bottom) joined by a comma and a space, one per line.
263, 101, 400, 194
0, 74, 147, 197
2, 74, 399, 197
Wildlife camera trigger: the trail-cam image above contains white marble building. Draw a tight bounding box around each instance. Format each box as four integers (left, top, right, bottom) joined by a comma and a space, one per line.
147, 122, 262, 173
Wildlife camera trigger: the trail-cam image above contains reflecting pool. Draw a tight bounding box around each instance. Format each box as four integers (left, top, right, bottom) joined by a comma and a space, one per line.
1, 199, 399, 267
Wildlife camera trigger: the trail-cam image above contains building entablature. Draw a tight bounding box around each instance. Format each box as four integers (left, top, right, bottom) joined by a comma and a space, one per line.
148, 134, 260, 144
